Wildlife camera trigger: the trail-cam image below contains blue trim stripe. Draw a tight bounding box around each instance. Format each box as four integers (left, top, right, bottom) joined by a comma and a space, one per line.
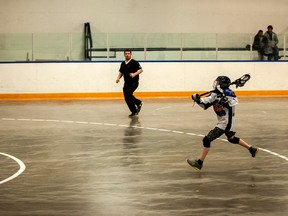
0, 60, 288, 64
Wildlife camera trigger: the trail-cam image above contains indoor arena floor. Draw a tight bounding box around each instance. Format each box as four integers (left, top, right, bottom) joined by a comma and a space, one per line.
0, 97, 287, 216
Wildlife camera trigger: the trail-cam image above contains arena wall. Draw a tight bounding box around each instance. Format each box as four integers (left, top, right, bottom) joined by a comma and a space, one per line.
0, 61, 287, 100
0, 0, 287, 34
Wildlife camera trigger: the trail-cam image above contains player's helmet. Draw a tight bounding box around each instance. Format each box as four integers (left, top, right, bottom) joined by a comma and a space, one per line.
214, 76, 231, 89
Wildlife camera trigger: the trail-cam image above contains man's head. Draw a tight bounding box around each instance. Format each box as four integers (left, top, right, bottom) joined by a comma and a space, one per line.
124, 49, 132, 61
267, 25, 273, 34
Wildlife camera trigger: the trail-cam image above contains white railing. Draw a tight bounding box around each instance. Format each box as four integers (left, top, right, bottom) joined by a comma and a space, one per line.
0, 33, 287, 62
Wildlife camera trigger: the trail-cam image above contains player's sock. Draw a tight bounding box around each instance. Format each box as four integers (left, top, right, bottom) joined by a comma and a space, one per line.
198, 159, 203, 165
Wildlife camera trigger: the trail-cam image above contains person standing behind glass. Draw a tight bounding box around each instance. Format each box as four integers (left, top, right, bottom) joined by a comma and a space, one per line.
116, 49, 143, 117
264, 25, 279, 60
252, 30, 264, 60
261, 36, 274, 60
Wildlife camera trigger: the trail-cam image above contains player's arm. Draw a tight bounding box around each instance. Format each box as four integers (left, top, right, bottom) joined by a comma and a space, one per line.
192, 93, 215, 110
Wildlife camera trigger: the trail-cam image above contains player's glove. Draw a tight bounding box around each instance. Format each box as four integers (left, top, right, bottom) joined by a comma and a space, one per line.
192, 94, 201, 103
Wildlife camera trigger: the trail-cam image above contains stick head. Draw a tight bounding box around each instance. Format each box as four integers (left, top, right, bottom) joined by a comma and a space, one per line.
234, 74, 251, 88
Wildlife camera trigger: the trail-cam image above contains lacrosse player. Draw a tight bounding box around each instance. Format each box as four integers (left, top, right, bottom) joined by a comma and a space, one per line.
187, 76, 259, 171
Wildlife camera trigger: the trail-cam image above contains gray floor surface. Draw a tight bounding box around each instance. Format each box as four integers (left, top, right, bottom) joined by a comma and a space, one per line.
0, 97, 287, 216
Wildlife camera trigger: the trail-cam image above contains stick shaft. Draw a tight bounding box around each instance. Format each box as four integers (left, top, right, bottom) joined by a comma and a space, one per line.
199, 91, 212, 97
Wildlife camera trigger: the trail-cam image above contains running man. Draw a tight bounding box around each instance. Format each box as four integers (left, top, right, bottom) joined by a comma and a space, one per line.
116, 49, 143, 117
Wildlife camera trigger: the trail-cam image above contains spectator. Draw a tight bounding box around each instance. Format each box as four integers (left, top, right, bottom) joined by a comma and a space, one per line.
261, 36, 274, 60
252, 30, 264, 60
264, 25, 279, 61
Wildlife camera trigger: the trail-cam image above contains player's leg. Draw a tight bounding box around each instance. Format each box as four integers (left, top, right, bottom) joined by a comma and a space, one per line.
200, 127, 225, 161
225, 131, 259, 157
239, 138, 259, 157
187, 127, 224, 170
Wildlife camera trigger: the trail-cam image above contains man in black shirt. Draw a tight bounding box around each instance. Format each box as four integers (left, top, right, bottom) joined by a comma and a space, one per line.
116, 49, 143, 117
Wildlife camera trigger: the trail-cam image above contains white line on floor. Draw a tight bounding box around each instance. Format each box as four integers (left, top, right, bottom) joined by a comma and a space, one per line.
0, 152, 26, 185
1, 117, 287, 162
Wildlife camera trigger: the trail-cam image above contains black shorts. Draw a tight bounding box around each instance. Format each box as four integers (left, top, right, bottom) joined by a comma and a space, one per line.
206, 127, 236, 141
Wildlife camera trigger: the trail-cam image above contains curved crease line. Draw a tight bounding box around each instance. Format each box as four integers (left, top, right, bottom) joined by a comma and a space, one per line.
0, 152, 26, 185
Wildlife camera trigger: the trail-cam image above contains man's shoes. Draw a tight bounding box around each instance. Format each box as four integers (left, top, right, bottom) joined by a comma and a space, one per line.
136, 102, 143, 114
249, 146, 259, 158
187, 159, 203, 171
129, 113, 138, 118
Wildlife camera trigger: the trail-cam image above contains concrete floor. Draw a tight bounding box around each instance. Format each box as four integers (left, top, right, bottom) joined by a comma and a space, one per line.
0, 98, 287, 216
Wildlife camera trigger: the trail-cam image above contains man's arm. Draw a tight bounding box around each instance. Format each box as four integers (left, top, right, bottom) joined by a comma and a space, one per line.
129, 68, 143, 78
116, 72, 123, 83
274, 33, 279, 45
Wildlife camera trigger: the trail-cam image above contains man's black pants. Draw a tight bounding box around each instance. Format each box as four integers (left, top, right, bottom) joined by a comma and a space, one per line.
123, 82, 141, 114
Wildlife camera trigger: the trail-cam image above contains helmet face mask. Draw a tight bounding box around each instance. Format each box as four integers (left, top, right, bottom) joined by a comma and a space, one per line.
213, 76, 231, 90
213, 80, 219, 89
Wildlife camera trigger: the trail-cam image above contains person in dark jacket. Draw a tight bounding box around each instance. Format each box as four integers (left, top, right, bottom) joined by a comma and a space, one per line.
252, 30, 264, 60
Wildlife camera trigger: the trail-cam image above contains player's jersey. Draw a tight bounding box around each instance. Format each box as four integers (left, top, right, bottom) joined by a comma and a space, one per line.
198, 88, 238, 131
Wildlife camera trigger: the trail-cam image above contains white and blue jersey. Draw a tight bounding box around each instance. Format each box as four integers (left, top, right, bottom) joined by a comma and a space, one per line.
197, 88, 238, 131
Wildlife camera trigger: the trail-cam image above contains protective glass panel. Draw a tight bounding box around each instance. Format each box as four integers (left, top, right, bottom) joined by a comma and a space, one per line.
0, 34, 32, 61
33, 33, 70, 61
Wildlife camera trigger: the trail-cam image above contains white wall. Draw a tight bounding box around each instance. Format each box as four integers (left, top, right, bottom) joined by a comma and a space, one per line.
0, 62, 287, 94
0, 0, 287, 34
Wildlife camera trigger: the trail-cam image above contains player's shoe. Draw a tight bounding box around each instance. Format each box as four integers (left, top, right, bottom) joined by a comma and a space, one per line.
129, 113, 138, 118
136, 102, 143, 114
249, 146, 259, 158
187, 159, 202, 171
